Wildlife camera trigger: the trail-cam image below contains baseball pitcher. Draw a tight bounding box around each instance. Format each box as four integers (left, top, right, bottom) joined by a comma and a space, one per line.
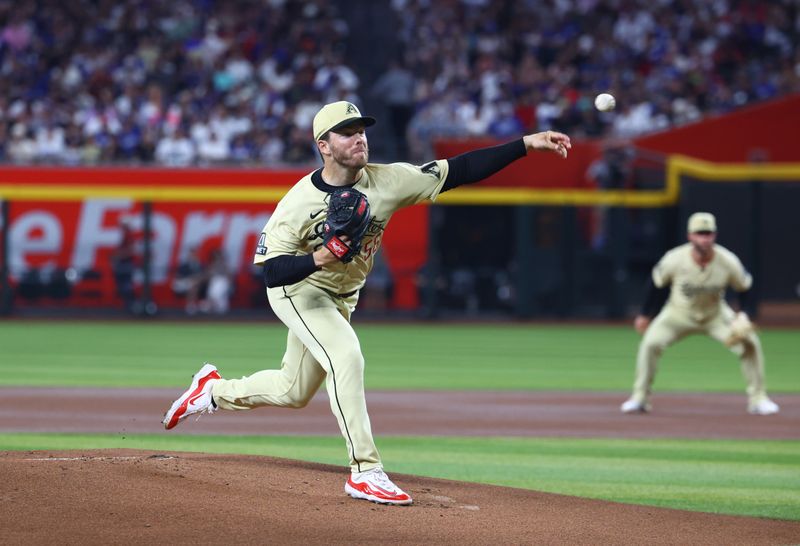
621, 212, 779, 416
163, 101, 572, 504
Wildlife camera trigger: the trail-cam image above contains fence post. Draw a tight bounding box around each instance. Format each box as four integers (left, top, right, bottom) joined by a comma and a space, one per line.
422, 206, 442, 318
514, 205, 536, 318
140, 201, 157, 317
749, 180, 762, 318
607, 207, 629, 318
560, 206, 577, 317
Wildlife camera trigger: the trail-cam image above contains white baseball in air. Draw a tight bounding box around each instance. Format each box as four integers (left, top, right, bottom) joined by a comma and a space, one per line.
594, 93, 616, 112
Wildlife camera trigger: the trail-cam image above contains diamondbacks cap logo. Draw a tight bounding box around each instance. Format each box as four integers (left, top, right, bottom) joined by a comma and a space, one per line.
345, 103, 357, 115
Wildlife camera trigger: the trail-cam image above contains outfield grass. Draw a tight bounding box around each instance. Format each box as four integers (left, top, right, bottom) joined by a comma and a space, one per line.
2, 433, 798, 521
1, 321, 799, 391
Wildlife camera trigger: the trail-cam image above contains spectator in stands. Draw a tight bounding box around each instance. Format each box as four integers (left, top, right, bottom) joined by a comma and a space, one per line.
172, 247, 206, 315
257, 128, 285, 164
199, 249, 232, 315
35, 122, 67, 163
314, 52, 360, 103
229, 134, 255, 162
110, 219, 138, 313
399, 0, 800, 153
7, 124, 35, 164
172, 246, 233, 315
282, 125, 316, 164
155, 126, 196, 166
585, 143, 635, 250
197, 129, 230, 164
371, 59, 416, 159
114, 119, 143, 162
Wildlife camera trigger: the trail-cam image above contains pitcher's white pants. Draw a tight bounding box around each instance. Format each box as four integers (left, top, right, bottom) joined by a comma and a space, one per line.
212, 282, 380, 473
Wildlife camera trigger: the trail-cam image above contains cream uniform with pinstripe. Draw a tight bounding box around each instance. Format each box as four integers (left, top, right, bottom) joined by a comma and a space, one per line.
210, 160, 449, 473
631, 237, 770, 409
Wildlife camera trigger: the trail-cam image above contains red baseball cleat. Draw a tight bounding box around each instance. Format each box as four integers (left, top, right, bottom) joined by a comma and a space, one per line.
345, 468, 412, 505
162, 363, 221, 430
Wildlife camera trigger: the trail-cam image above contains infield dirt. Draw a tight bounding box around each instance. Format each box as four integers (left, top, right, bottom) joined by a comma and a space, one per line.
3, 449, 800, 546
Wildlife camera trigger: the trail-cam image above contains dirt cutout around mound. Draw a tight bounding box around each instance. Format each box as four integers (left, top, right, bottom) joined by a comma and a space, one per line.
2, 449, 799, 546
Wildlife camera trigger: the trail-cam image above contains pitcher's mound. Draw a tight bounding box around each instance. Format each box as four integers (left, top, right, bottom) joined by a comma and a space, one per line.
2, 449, 798, 545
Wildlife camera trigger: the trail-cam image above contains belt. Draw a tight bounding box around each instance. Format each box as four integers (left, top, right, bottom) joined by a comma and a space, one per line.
320, 287, 359, 299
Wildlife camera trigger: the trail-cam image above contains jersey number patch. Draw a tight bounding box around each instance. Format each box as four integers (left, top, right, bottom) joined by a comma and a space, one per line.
255, 233, 267, 255
421, 161, 440, 177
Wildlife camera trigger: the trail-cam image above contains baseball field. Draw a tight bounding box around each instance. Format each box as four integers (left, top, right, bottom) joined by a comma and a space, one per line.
2, 320, 799, 544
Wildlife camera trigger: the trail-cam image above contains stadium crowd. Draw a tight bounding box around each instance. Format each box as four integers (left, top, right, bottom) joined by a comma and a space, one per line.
1, 0, 358, 166
0, 0, 797, 166
398, 0, 799, 159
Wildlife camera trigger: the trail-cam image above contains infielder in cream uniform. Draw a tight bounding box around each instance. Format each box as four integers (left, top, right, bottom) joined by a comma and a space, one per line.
621, 212, 780, 416
162, 100, 572, 504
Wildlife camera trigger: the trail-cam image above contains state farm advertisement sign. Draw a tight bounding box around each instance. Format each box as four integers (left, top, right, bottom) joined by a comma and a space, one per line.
1, 167, 430, 310
5, 199, 273, 308
9, 200, 271, 281
2, 172, 433, 312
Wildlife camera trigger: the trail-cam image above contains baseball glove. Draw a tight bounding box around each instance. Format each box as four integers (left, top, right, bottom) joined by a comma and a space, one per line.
323, 188, 371, 263
725, 311, 755, 347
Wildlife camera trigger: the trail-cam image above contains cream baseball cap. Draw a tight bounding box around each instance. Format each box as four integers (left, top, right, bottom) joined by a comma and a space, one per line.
312, 101, 376, 141
687, 212, 717, 233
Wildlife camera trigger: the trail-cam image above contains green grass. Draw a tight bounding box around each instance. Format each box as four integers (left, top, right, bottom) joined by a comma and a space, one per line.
2, 320, 798, 521
1, 321, 799, 392
2, 433, 798, 521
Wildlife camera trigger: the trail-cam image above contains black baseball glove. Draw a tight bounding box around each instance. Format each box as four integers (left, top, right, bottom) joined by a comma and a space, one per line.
323, 188, 371, 263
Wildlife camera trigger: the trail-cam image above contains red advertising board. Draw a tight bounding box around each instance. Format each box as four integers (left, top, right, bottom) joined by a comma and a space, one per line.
2, 167, 430, 311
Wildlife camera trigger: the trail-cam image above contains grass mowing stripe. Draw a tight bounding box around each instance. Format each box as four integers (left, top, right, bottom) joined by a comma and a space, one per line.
2, 433, 798, 521
2, 322, 799, 391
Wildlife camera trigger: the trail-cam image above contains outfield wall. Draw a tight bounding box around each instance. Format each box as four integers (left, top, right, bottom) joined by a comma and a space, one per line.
1, 156, 799, 318
0, 167, 429, 311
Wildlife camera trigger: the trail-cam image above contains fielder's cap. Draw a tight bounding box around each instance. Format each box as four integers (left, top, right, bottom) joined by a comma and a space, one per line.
312, 101, 376, 141
687, 212, 717, 233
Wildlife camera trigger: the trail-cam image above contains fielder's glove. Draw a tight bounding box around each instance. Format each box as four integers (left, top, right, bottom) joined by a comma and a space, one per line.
725, 311, 755, 347
323, 188, 371, 263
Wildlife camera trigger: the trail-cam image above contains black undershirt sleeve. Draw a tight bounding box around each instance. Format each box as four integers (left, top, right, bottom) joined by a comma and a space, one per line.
734, 288, 755, 317
640, 277, 670, 317
262, 254, 319, 288
441, 138, 527, 192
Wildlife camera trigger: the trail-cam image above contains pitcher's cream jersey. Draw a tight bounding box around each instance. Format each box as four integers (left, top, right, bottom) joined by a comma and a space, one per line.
652, 243, 752, 322
254, 160, 449, 295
